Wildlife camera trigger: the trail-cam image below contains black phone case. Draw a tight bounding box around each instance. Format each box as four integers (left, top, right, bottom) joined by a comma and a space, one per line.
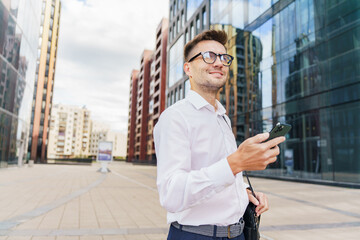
267, 123, 292, 141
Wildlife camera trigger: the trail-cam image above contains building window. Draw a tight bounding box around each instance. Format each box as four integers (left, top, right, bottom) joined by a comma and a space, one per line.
202, 8, 206, 29
186, 0, 203, 21
185, 79, 190, 97
179, 85, 183, 100
169, 28, 172, 42
168, 35, 184, 87
173, 23, 176, 39
177, 17, 180, 33
181, 11, 185, 28
173, 2, 176, 16
149, 99, 154, 114
191, 23, 195, 40
196, 15, 200, 33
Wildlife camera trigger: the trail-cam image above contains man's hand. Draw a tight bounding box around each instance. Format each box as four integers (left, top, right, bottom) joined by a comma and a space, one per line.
246, 189, 268, 216
227, 132, 285, 175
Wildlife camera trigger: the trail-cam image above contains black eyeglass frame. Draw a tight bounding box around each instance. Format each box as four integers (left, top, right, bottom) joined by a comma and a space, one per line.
187, 51, 234, 66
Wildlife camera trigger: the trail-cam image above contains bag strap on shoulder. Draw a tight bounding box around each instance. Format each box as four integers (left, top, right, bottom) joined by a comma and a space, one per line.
221, 116, 257, 198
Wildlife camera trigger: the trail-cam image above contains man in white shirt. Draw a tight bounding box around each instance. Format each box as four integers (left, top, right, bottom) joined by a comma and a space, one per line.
154, 30, 285, 239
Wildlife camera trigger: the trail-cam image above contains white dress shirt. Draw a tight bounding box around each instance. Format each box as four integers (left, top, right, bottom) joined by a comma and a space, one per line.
154, 90, 249, 226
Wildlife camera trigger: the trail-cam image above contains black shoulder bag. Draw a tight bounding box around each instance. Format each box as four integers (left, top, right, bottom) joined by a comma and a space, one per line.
243, 171, 261, 240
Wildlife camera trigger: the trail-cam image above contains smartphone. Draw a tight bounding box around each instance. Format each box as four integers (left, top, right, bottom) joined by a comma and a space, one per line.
266, 122, 292, 142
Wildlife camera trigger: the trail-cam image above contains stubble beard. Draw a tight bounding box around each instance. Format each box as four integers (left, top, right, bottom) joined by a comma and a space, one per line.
199, 75, 227, 94
199, 82, 223, 94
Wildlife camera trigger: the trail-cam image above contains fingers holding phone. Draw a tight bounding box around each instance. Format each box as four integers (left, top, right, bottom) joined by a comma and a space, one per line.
265, 123, 292, 142
227, 122, 291, 174
264, 122, 291, 149
266, 136, 285, 150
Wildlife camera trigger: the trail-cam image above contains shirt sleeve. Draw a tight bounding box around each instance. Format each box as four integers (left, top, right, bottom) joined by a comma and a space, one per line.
154, 108, 235, 213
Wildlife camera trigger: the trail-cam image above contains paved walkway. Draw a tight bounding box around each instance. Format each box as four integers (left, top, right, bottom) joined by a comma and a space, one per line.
0, 162, 359, 240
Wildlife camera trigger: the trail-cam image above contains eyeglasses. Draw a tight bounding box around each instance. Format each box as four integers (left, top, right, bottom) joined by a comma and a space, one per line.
188, 51, 234, 66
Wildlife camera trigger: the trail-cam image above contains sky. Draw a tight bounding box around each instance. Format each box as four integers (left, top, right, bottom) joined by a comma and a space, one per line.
53, 0, 169, 133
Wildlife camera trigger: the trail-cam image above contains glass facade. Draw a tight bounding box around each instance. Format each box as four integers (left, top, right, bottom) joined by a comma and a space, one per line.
167, 0, 209, 106
167, 0, 360, 186
213, 0, 360, 185
210, 0, 245, 28
168, 34, 184, 88
186, 0, 203, 21
0, 0, 41, 167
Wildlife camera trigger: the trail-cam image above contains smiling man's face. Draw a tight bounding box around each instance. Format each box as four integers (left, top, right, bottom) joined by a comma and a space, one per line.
184, 40, 229, 93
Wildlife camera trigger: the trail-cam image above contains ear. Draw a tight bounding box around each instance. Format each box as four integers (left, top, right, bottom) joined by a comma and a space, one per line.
183, 62, 191, 77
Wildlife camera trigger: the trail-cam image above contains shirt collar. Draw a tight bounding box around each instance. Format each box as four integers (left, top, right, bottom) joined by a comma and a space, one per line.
186, 90, 226, 115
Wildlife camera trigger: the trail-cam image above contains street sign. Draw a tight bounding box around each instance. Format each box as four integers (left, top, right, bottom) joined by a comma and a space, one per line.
97, 141, 113, 162
97, 141, 113, 173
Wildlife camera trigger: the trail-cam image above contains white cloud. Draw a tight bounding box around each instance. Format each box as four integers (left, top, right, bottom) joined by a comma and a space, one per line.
54, 0, 169, 133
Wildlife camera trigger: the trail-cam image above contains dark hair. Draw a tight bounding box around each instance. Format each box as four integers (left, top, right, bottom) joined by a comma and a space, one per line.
184, 30, 228, 61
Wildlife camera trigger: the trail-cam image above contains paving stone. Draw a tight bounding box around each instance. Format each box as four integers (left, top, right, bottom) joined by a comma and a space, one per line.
0, 162, 359, 239
55, 236, 79, 240
102, 236, 125, 240
79, 236, 102, 240
31, 237, 56, 240
6, 237, 31, 240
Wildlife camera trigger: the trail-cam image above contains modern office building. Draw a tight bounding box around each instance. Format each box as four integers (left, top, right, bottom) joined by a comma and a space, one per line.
47, 104, 90, 159
29, 0, 61, 163
166, 0, 360, 186
146, 18, 168, 163
0, 0, 42, 167
215, 24, 262, 142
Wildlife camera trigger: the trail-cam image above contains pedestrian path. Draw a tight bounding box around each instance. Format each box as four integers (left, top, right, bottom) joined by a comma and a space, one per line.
0, 162, 359, 239
0, 163, 167, 240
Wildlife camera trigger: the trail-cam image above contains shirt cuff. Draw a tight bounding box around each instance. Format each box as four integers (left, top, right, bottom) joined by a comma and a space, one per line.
207, 158, 235, 188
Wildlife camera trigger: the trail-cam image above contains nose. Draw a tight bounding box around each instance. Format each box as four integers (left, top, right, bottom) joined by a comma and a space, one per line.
213, 55, 223, 67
